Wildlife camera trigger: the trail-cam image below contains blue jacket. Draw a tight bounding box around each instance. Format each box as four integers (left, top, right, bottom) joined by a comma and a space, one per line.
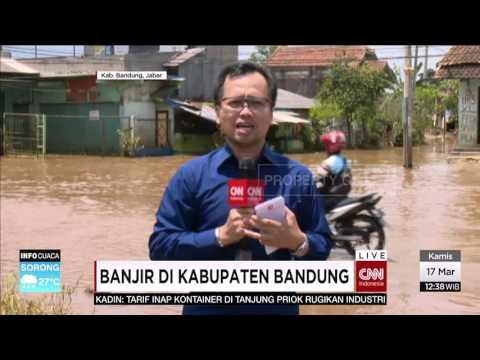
149, 144, 332, 315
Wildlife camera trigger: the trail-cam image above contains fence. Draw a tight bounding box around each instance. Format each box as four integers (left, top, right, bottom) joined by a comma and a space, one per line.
2, 112, 46, 157
42, 113, 129, 155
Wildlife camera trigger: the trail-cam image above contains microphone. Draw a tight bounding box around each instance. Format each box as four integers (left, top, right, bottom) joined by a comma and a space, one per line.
239, 157, 257, 179
227, 157, 264, 208
227, 157, 264, 260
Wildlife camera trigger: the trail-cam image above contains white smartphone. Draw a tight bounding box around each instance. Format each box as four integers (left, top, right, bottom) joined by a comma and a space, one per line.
254, 196, 286, 254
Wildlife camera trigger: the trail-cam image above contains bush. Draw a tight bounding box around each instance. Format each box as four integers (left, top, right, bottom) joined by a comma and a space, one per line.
394, 129, 426, 147
0, 273, 74, 315
358, 132, 383, 149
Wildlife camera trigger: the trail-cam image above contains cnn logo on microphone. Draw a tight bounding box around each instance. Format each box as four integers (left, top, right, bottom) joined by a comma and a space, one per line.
355, 250, 387, 292
227, 179, 264, 207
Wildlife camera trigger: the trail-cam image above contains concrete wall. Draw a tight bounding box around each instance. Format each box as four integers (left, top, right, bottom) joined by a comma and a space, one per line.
121, 101, 155, 147
20, 57, 124, 77
270, 67, 327, 98
119, 82, 175, 149
128, 46, 160, 54
202, 46, 238, 102
125, 53, 175, 71
179, 46, 238, 101
178, 55, 205, 100
458, 79, 480, 147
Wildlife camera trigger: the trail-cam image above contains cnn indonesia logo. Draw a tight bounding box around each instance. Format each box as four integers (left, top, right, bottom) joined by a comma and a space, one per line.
229, 185, 263, 198
227, 179, 264, 207
355, 250, 387, 292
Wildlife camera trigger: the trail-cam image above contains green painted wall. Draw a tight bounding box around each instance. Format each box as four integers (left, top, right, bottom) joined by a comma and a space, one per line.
0, 89, 4, 115
34, 81, 66, 105
40, 102, 121, 155
3, 86, 33, 113
96, 83, 122, 103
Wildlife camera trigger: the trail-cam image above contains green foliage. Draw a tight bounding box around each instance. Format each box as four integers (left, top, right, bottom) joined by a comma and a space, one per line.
414, 83, 440, 140
299, 125, 316, 151
315, 62, 393, 147
117, 128, 143, 156
380, 78, 459, 146
309, 102, 342, 128
249, 46, 280, 64
308, 101, 342, 149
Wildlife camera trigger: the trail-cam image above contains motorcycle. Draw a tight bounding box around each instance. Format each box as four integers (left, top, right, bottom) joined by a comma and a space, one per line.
326, 193, 386, 257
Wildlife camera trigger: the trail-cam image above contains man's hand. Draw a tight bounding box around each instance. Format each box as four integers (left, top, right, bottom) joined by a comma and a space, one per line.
243, 206, 306, 251
217, 208, 255, 246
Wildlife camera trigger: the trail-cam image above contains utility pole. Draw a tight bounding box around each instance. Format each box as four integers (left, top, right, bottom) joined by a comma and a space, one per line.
424, 45, 429, 80
73, 45, 76, 57
34, 45, 37, 59
403, 46, 413, 168
409, 46, 419, 167
413, 45, 419, 94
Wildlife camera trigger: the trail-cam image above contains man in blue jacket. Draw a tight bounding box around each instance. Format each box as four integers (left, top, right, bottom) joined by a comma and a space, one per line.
149, 61, 332, 315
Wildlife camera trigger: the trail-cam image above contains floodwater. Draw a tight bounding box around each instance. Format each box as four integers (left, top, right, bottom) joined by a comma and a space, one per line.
1, 137, 479, 315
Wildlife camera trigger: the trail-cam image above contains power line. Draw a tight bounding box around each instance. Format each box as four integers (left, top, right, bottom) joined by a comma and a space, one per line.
3, 46, 464, 71
5, 45, 454, 61
4, 46, 78, 56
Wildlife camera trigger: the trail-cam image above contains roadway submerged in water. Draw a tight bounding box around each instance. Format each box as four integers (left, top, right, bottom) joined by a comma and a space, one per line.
1, 138, 479, 314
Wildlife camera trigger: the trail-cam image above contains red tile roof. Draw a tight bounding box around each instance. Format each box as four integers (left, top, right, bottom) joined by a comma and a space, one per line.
438, 46, 480, 66
266, 46, 376, 67
435, 46, 480, 79
350, 60, 389, 71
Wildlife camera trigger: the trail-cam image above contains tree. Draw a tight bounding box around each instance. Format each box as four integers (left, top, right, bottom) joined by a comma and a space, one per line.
414, 80, 459, 138
308, 101, 342, 146
379, 87, 403, 146
380, 78, 459, 146
249, 46, 279, 64
414, 83, 440, 137
313, 62, 393, 147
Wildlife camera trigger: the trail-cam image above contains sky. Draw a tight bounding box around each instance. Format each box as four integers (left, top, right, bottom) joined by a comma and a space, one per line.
2, 45, 452, 80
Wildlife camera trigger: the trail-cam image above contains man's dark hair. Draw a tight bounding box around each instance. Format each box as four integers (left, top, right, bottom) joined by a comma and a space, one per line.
213, 61, 277, 108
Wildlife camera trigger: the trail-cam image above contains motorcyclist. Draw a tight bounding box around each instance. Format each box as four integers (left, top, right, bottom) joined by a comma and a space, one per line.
315, 130, 352, 212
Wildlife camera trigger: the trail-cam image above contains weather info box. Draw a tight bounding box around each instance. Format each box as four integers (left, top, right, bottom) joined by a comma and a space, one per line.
419, 250, 461, 292
19, 249, 61, 293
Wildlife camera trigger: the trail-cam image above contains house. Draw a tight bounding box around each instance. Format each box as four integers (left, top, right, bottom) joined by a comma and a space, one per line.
266, 45, 394, 98
164, 46, 238, 101
435, 46, 480, 153
2, 46, 319, 156
0, 55, 41, 155
271, 89, 314, 152
0, 55, 40, 113
167, 88, 313, 154
6, 55, 182, 155
2, 46, 237, 156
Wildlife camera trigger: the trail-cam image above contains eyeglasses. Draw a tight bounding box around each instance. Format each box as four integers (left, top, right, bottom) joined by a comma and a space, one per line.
220, 96, 272, 113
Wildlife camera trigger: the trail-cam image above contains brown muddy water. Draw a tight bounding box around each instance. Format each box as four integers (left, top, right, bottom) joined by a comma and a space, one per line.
1, 138, 479, 315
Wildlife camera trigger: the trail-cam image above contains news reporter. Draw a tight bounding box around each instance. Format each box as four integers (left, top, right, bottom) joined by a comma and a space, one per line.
149, 61, 332, 315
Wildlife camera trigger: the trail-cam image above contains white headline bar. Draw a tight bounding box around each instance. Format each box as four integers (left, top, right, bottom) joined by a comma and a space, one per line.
95, 261, 355, 293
